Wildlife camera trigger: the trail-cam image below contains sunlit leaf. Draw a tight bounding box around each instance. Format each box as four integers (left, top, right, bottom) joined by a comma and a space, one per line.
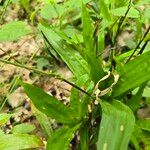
0, 113, 12, 126
97, 100, 135, 150
98, 0, 111, 21
39, 24, 90, 79
21, 82, 80, 124
31, 104, 53, 137
82, 4, 104, 82
112, 51, 150, 97
11, 123, 36, 134
46, 124, 80, 150
137, 119, 150, 132
0, 21, 31, 42
0, 133, 44, 150
111, 6, 140, 18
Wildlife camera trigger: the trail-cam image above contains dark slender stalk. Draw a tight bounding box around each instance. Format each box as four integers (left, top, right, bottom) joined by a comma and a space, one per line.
126, 26, 150, 63
0, 58, 92, 98
114, 0, 132, 43
43, 38, 60, 64
138, 40, 149, 55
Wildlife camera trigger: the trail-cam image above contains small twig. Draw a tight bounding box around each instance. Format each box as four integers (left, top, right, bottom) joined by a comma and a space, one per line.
0, 47, 11, 57
0, 58, 92, 98
126, 26, 150, 63
138, 40, 149, 55
114, 0, 132, 43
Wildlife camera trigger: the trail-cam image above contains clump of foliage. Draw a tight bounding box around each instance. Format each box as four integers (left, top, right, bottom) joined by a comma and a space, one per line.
0, 0, 150, 149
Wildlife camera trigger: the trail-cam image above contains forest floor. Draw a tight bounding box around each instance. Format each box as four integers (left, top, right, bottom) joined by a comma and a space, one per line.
0, 1, 150, 149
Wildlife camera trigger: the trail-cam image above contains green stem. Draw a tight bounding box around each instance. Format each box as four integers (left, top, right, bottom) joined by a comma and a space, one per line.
0, 58, 92, 97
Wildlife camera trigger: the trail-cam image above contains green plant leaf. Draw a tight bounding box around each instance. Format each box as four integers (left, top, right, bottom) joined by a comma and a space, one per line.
112, 51, 150, 97
112, 0, 129, 8
70, 74, 90, 117
39, 24, 90, 79
0, 21, 31, 42
46, 124, 80, 150
137, 119, 150, 132
82, 4, 94, 56
82, 4, 104, 82
97, 100, 135, 150
111, 6, 140, 18
11, 123, 36, 134
40, 3, 61, 20
143, 86, 150, 97
31, 104, 53, 137
143, 7, 150, 19
0, 113, 12, 126
0, 133, 44, 150
21, 82, 80, 124
79, 123, 89, 150
98, 0, 111, 21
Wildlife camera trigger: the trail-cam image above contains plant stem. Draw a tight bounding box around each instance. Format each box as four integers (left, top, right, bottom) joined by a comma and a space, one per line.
138, 40, 149, 55
0, 58, 92, 97
114, 0, 132, 43
126, 26, 150, 63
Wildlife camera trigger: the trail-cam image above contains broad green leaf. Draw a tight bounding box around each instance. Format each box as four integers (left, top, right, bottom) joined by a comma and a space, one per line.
143, 86, 150, 97
40, 0, 90, 21
97, 100, 135, 150
99, 0, 111, 21
137, 119, 150, 132
111, 6, 140, 18
40, 4, 61, 20
46, 124, 80, 150
111, 0, 129, 8
21, 82, 79, 124
79, 123, 89, 150
0, 133, 44, 150
70, 74, 89, 117
82, 4, 104, 82
0, 21, 31, 42
82, 4, 94, 56
0, 113, 12, 126
112, 51, 150, 97
39, 24, 90, 79
63, 26, 83, 44
11, 123, 36, 134
32, 104, 53, 137
115, 50, 134, 62
143, 7, 150, 19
